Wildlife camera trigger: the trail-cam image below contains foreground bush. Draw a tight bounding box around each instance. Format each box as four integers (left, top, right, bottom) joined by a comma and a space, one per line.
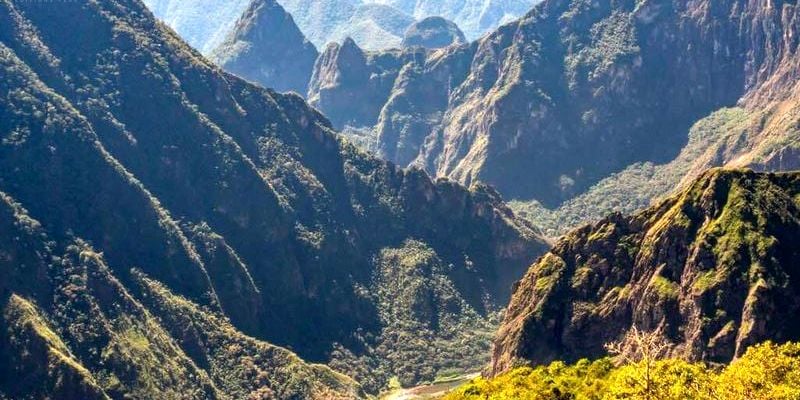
444, 342, 800, 400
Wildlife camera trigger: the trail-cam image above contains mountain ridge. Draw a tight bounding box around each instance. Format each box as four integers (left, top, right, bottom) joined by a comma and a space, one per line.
0, 0, 548, 395
491, 168, 800, 375
309, 0, 800, 235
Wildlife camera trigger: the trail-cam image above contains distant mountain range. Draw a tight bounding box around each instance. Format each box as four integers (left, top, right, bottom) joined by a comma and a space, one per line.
142, 0, 252, 54
144, 0, 539, 53
369, 0, 539, 40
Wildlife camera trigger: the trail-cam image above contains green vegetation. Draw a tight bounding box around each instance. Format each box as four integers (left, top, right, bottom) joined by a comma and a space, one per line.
445, 342, 800, 400
329, 241, 498, 393
691, 270, 719, 295
494, 169, 800, 375
0, 0, 546, 397
512, 108, 753, 237
649, 276, 679, 300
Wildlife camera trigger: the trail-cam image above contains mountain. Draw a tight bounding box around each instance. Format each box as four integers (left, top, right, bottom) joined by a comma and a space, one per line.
144, 0, 419, 53
329, 4, 417, 51
402, 16, 466, 49
0, 0, 548, 395
281, 0, 535, 50
309, 0, 800, 236
368, 0, 540, 40
143, 0, 527, 56
210, 0, 318, 95
142, 0, 251, 54
491, 169, 800, 375
277, 0, 362, 48
309, 38, 427, 130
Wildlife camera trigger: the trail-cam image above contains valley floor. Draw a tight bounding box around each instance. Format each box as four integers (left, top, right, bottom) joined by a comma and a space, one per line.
380, 373, 480, 400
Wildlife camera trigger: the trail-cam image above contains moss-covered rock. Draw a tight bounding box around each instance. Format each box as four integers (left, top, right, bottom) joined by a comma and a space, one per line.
492, 169, 800, 375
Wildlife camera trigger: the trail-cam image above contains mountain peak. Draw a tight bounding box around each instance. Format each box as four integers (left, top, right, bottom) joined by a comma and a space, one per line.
402, 16, 466, 49
341, 36, 361, 52
210, 0, 318, 94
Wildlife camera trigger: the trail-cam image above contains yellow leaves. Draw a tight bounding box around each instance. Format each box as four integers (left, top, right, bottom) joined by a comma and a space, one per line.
445, 342, 800, 400
605, 360, 712, 400
715, 342, 800, 400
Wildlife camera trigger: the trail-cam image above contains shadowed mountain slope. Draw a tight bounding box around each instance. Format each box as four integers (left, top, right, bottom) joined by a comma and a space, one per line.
310, 0, 800, 235
0, 0, 548, 394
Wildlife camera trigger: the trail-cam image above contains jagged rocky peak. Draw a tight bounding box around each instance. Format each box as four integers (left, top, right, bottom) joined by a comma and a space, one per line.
402, 16, 466, 49
491, 169, 800, 376
308, 37, 428, 129
210, 0, 318, 94
309, 0, 800, 235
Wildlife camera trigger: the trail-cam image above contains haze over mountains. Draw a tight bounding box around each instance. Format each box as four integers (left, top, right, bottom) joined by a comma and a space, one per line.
144, 0, 539, 53
370, 0, 540, 40
141, 0, 252, 54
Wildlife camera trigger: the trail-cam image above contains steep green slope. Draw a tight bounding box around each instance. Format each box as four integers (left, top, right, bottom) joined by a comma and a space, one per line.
0, 0, 547, 394
0, 192, 359, 399
492, 169, 800, 375
512, 107, 755, 236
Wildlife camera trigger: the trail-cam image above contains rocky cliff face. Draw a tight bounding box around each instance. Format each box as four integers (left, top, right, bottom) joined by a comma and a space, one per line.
308, 38, 428, 129
491, 169, 800, 375
402, 16, 466, 49
0, 0, 548, 395
210, 0, 318, 95
311, 0, 800, 231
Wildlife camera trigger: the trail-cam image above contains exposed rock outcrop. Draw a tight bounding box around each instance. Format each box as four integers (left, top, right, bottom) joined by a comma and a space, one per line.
492, 169, 800, 375
310, 0, 800, 228
308, 38, 427, 128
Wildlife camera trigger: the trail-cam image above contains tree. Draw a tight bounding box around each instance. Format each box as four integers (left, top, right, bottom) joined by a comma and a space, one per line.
605, 326, 672, 399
